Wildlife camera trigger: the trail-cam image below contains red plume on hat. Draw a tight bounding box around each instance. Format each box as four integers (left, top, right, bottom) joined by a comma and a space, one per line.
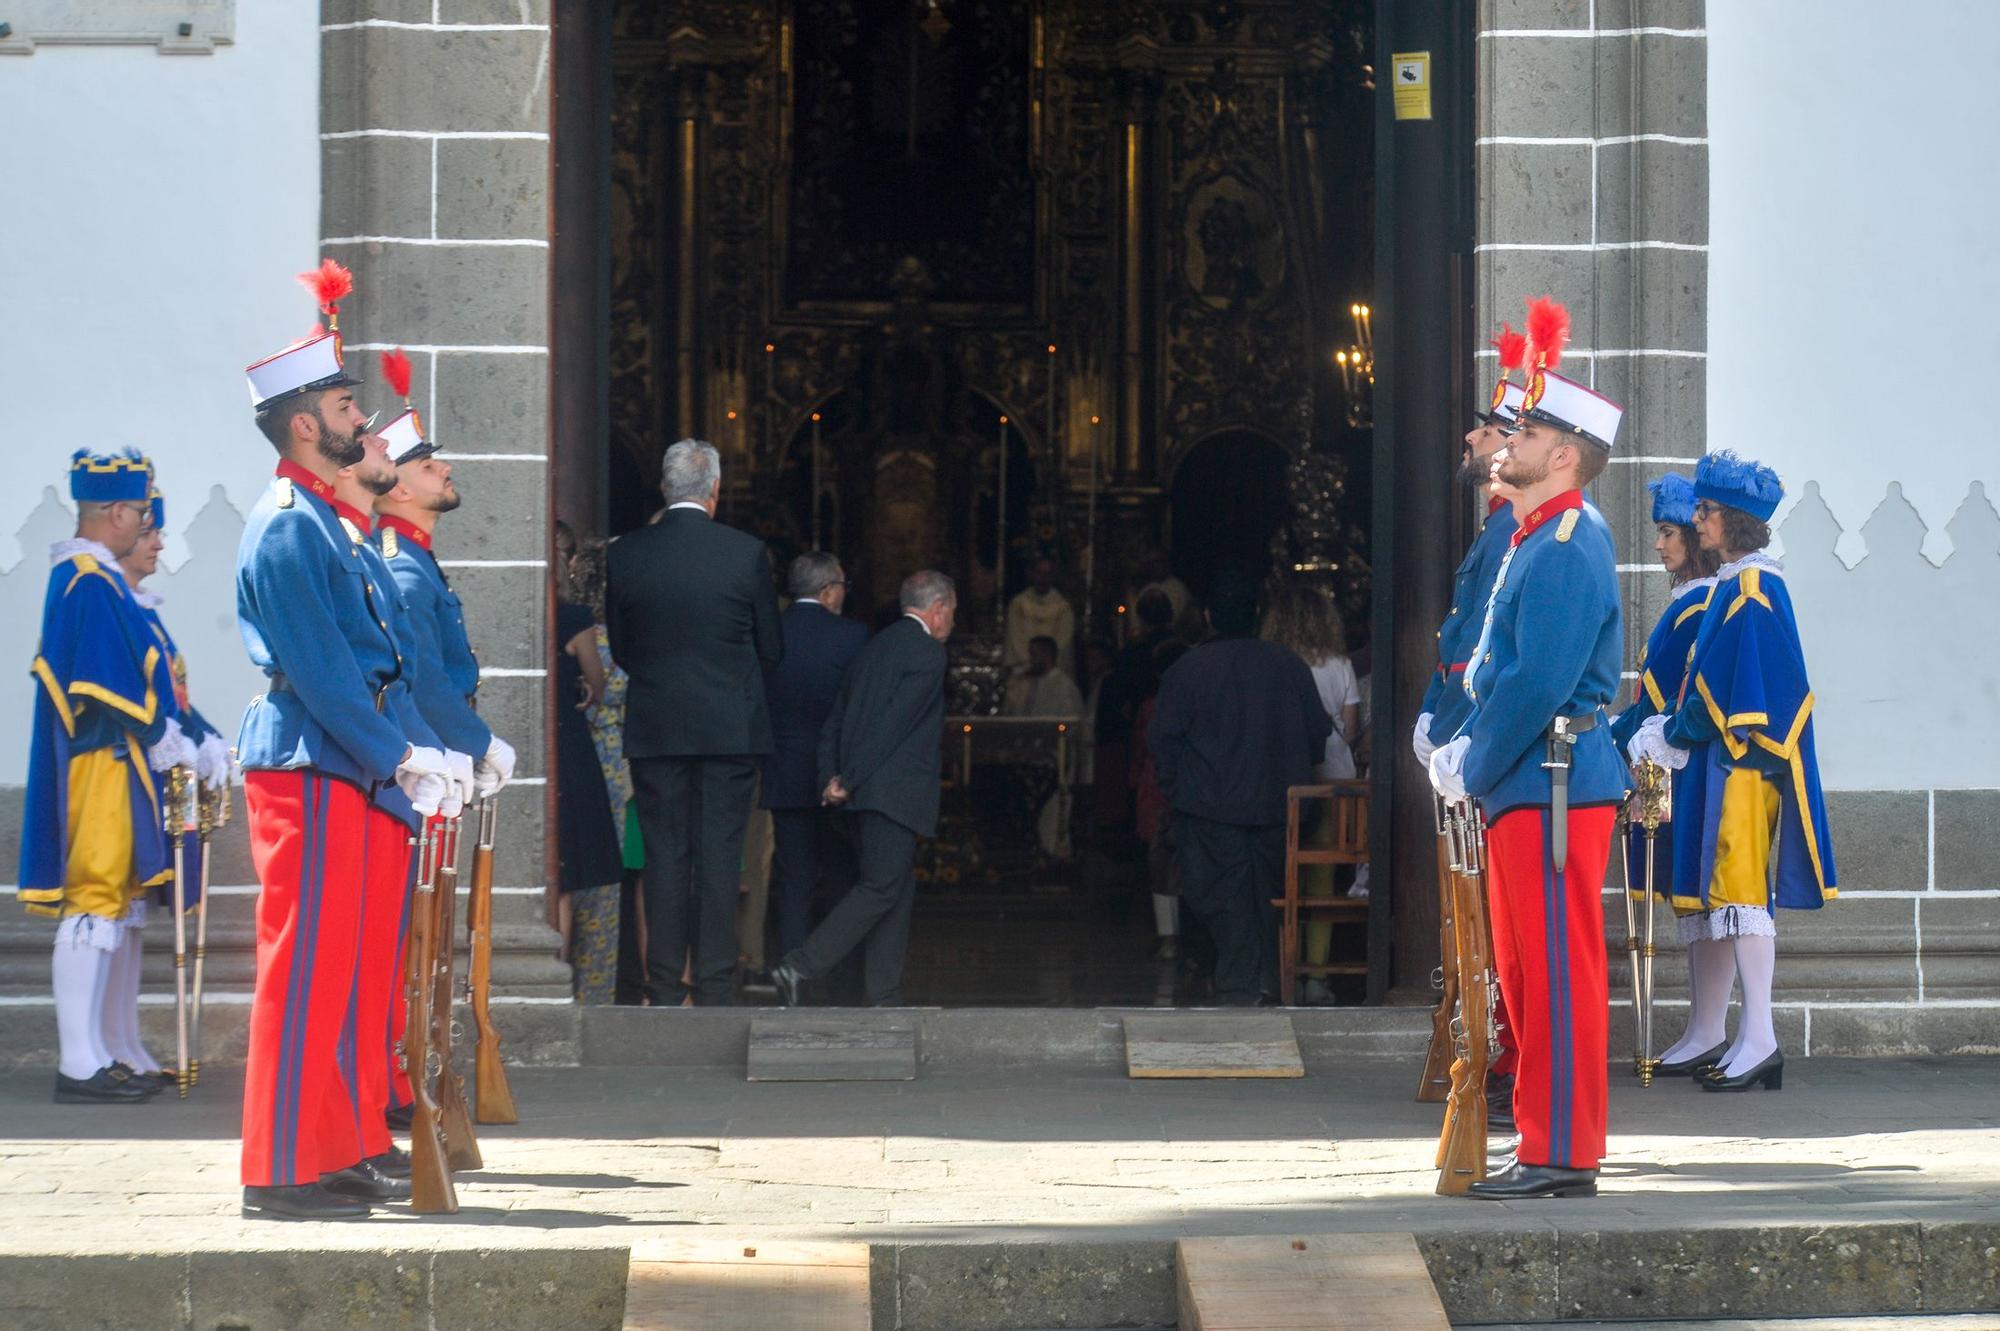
297, 259, 354, 330
1523, 296, 1569, 371
1491, 323, 1528, 374
380, 348, 414, 406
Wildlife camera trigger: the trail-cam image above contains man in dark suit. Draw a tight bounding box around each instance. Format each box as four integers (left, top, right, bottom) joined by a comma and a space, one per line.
771, 570, 954, 1008
607, 438, 784, 1005
1148, 571, 1330, 1005
762, 551, 870, 962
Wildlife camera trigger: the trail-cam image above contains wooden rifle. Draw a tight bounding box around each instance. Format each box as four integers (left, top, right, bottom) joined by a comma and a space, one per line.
1416, 794, 1458, 1104
430, 813, 482, 1172
404, 819, 458, 1213
1435, 799, 1493, 1196
468, 796, 518, 1123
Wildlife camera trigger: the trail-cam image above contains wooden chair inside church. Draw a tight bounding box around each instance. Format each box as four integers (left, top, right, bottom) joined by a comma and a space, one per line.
1274, 781, 1371, 1005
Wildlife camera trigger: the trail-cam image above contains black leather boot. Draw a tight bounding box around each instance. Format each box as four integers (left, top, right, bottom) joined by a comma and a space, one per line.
242, 1183, 371, 1221
1466, 1161, 1599, 1199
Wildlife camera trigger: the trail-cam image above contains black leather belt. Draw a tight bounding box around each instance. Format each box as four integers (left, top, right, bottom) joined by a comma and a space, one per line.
268, 673, 390, 713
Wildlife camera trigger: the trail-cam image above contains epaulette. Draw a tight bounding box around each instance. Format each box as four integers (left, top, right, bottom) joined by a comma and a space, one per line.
382, 527, 400, 559
338, 516, 366, 547
275, 476, 296, 509
1554, 509, 1580, 542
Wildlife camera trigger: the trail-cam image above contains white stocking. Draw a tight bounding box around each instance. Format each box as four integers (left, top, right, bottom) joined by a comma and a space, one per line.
1151, 894, 1179, 938
52, 918, 116, 1080
102, 927, 160, 1074
1720, 933, 1778, 1076
1660, 937, 1735, 1062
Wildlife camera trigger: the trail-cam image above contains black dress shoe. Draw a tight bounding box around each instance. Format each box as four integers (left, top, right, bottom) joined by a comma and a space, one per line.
1700, 1049, 1784, 1091
112, 1063, 177, 1094
322, 1161, 413, 1202
1657, 1041, 1729, 1077
384, 1103, 414, 1131
54, 1067, 154, 1104
367, 1147, 413, 1180
244, 1183, 371, 1220
1486, 1102, 1516, 1135
1466, 1162, 1599, 1200
770, 962, 804, 1008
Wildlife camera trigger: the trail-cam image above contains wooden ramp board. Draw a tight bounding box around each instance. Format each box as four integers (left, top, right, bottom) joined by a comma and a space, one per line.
1122, 1012, 1304, 1078
747, 1013, 917, 1081
1176, 1233, 1451, 1331
623, 1238, 870, 1331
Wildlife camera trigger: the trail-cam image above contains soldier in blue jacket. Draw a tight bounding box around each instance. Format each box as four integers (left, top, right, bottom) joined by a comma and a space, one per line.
234, 264, 469, 1221
1428, 299, 1624, 1199
371, 378, 517, 1120
20, 450, 189, 1104
1630, 450, 1838, 1092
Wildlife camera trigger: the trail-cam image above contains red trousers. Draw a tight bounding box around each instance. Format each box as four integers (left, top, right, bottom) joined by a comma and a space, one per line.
1486, 805, 1614, 1171
339, 803, 414, 1161
241, 772, 368, 1187
385, 845, 418, 1112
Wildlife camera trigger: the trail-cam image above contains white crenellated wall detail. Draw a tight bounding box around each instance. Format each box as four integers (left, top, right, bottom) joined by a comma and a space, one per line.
1777, 480, 2000, 790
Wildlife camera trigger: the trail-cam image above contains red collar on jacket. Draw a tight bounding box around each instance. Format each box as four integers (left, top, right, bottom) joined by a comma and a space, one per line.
378, 513, 433, 551
275, 458, 371, 532
1511, 489, 1585, 547
1486, 494, 1508, 517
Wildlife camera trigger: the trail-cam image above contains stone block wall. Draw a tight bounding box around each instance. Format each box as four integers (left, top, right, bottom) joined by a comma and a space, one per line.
320, 2, 554, 900
1480, 1, 2000, 1044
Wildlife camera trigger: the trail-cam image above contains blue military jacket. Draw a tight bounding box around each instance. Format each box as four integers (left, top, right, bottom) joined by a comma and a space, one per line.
1607, 576, 1715, 753
1458, 491, 1626, 818
19, 544, 178, 911
234, 463, 437, 830
1422, 498, 1518, 743
375, 516, 490, 757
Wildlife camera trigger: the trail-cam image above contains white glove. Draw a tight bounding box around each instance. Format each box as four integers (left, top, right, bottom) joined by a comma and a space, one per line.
440, 749, 476, 818
1427, 735, 1471, 804
195, 734, 232, 787
147, 718, 198, 773
1628, 714, 1689, 772
474, 734, 516, 799
1411, 713, 1437, 767
395, 745, 453, 818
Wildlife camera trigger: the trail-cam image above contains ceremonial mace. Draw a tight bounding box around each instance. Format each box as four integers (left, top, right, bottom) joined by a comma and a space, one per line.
1616, 801, 1645, 1077
188, 774, 228, 1089
1633, 757, 1671, 1086
164, 768, 195, 1099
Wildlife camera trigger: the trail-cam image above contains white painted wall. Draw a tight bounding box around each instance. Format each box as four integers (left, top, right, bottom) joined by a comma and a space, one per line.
0, 0, 318, 784
1710, 2, 2000, 789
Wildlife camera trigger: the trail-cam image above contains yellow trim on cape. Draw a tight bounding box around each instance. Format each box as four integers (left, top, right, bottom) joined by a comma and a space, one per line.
31, 657, 76, 737
1673, 595, 1709, 631
1694, 673, 1749, 760
67, 646, 162, 727
1641, 669, 1667, 712
1724, 568, 1774, 623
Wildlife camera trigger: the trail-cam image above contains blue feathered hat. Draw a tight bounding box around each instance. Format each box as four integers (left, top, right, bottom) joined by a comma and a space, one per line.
68, 448, 153, 504
1693, 450, 1785, 522
1648, 472, 1697, 526
148, 485, 165, 532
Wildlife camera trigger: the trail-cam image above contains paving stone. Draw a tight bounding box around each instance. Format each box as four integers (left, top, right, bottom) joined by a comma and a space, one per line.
885, 1240, 1179, 1331
1596, 137, 1709, 247
324, 134, 433, 241
1481, 140, 1594, 246
1481, 30, 1597, 139
1934, 790, 2000, 891
1418, 1226, 1561, 1325
748, 1014, 918, 1081
1559, 1223, 1925, 1320
327, 241, 549, 351
1917, 1220, 2000, 1313
190, 1249, 427, 1330
0, 1252, 185, 1331
432, 1246, 625, 1331
1824, 790, 1930, 893
431, 351, 551, 456
435, 137, 549, 242
322, 27, 552, 136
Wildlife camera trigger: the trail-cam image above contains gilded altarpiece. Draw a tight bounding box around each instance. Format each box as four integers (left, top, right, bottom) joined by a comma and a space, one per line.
608, 0, 1371, 621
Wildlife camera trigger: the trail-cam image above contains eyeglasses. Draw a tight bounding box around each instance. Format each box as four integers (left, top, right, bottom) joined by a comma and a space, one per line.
1692, 500, 1720, 519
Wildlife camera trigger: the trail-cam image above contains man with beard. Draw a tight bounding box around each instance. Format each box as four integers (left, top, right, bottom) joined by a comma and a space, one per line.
371, 356, 517, 1129
1427, 296, 1624, 1200
1413, 325, 1531, 1135
234, 261, 468, 1221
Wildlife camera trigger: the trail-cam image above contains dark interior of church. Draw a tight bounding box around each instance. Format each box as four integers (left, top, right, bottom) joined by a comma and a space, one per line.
546, 0, 1480, 1007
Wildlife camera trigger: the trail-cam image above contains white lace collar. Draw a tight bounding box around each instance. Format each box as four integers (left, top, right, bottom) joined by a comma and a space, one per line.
130, 585, 163, 609
1716, 552, 1784, 583
49, 537, 122, 570
1671, 575, 1717, 602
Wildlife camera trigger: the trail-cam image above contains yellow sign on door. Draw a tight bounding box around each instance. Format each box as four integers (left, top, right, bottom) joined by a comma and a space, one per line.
1391, 51, 1432, 121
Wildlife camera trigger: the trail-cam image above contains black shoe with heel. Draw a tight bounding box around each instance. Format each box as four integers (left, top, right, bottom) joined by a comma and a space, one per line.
1657, 1041, 1729, 1078
242, 1183, 372, 1221
1465, 1162, 1599, 1200
1701, 1049, 1783, 1091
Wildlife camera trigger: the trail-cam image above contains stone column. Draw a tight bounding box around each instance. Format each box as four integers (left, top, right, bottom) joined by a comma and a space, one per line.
322, 0, 564, 989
